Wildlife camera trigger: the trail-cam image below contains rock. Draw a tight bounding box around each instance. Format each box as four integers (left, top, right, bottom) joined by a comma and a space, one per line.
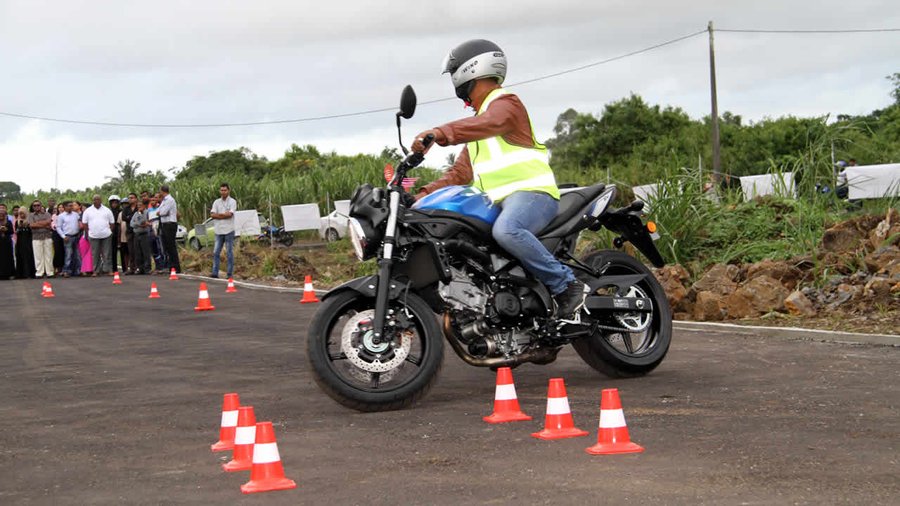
868, 208, 900, 249
784, 290, 816, 317
693, 291, 725, 321
827, 283, 859, 309
821, 214, 884, 253
864, 276, 892, 298
722, 275, 789, 318
864, 246, 900, 273
673, 312, 691, 321
692, 263, 740, 295
884, 260, 900, 281
746, 259, 804, 290
654, 264, 691, 310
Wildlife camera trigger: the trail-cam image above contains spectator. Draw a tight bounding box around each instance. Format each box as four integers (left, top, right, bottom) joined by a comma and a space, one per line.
57, 201, 82, 277
15, 208, 36, 279
209, 182, 237, 279
130, 200, 152, 274
157, 185, 181, 274
147, 196, 166, 271
0, 207, 13, 279
81, 194, 115, 277
27, 200, 54, 278
120, 193, 137, 274
10, 205, 19, 250
51, 203, 65, 275
108, 195, 121, 273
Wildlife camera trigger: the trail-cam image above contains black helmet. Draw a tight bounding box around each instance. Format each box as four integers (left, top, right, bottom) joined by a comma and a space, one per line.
441, 39, 507, 102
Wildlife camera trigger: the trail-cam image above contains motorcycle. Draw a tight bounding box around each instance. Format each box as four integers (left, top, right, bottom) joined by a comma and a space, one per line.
258, 225, 294, 247
307, 85, 672, 412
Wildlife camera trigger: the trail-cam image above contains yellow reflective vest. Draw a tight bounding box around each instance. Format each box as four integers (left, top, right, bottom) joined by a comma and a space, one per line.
468, 88, 560, 202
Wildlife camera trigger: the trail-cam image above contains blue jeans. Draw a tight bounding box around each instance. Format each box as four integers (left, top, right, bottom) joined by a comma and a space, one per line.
63, 235, 81, 275
212, 232, 235, 278
492, 191, 576, 295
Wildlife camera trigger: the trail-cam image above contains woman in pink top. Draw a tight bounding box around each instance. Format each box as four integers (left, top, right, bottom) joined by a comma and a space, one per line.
76, 202, 93, 275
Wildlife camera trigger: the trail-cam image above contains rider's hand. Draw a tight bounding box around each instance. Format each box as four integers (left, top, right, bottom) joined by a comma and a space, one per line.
411, 129, 447, 154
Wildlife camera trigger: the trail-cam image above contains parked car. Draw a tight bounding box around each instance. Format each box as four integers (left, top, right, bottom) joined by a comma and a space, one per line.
187, 213, 269, 250
319, 210, 348, 242
175, 224, 187, 243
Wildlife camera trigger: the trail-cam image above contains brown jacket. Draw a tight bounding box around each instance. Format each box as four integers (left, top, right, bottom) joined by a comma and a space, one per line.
417, 92, 538, 198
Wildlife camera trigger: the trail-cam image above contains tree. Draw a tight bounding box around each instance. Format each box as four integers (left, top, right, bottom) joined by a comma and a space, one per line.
889, 72, 900, 105
0, 181, 22, 201
113, 159, 141, 183
177, 148, 268, 179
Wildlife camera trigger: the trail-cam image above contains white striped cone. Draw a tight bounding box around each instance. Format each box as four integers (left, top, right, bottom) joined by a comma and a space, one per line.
484, 367, 531, 423
300, 275, 319, 303
586, 388, 644, 455
531, 378, 589, 440
223, 406, 256, 472
240, 421, 297, 493
194, 282, 215, 311
211, 393, 240, 452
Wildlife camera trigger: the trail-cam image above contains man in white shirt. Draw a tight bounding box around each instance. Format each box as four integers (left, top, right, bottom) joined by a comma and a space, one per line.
81, 194, 115, 276
157, 184, 181, 273
210, 183, 237, 279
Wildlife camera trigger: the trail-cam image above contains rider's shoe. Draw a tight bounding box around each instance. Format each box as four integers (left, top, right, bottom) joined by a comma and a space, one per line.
554, 280, 588, 319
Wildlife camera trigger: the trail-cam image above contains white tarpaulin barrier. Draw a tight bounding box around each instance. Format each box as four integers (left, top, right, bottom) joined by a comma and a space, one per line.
845, 163, 900, 199
334, 200, 351, 217
233, 210, 262, 237
632, 183, 659, 210
739, 172, 794, 199
281, 203, 321, 232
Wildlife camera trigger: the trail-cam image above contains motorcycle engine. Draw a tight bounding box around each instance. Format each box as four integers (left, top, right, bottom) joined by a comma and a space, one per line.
439, 267, 545, 358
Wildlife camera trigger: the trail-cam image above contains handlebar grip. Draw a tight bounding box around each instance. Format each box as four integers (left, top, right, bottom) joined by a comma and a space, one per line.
422, 133, 435, 148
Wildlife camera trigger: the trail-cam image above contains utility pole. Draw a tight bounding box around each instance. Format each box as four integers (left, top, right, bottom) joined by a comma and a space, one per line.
708, 21, 722, 183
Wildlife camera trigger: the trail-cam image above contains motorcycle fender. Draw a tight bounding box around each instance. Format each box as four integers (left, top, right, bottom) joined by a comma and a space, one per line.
602, 212, 666, 268
322, 275, 411, 301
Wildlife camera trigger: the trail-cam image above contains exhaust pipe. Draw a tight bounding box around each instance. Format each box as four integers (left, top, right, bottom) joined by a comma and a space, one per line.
442, 313, 560, 368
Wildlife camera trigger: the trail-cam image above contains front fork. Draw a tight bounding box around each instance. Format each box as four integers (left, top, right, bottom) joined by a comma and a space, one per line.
371, 188, 401, 345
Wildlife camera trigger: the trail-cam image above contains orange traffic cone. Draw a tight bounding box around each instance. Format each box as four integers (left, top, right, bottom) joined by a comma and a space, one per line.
483, 367, 532, 423
41, 281, 49, 297
43, 282, 56, 298
169, 268, 178, 280
211, 393, 240, 452
240, 421, 297, 494
223, 406, 256, 472
148, 282, 161, 299
299, 275, 319, 304
194, 282, 215, 311
226, 278, 237, 293
531, 378, 589, 440
112, 271, 122, 284
586, 388, 644, 455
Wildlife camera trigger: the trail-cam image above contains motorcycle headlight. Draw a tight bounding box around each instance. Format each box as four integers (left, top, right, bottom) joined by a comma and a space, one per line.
348, 218, 368, 261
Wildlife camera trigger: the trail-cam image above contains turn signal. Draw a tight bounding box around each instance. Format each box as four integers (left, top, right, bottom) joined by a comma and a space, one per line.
646, 221, 657, 233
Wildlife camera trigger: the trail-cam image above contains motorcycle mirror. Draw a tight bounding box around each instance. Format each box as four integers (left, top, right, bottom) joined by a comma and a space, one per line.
399, 85, 417, 119
396, 85, 417, 155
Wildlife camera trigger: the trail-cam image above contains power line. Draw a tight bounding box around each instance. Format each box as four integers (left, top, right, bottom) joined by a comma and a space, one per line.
0, 30, 707, 129
718, 28, 900, 34
1, 26, 897, 129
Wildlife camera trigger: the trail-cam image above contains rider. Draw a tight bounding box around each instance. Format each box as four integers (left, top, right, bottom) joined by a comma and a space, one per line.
412, 39, 587, 318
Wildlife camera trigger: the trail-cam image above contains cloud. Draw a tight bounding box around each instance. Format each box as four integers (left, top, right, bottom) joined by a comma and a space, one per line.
1, 0, 898, 193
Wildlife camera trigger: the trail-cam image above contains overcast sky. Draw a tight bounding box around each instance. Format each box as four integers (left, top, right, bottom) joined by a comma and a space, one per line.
1, 0, 898, 194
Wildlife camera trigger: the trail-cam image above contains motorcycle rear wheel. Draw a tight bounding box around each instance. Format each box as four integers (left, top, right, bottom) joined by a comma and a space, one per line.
573, 250, 672, 377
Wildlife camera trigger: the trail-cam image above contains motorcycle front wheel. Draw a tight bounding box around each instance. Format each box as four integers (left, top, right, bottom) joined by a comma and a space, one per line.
307, 290, 444, 412
573, 250, 672, 377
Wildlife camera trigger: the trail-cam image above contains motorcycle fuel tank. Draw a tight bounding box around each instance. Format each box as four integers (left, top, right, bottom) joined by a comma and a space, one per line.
412, 185, 500, 225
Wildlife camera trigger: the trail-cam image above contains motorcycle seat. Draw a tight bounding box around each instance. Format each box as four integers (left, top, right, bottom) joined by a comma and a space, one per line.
538, 183, 606, 236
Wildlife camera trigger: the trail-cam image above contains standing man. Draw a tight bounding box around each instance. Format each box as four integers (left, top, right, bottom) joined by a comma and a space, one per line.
27, 200, 54, 278
81, 194, 115, 277
130, 199, 153, 274
120, 193, 137, 274
108, 195, 121, 273
57, 201, 82, 277
209, 182, 237, 279
157, 185, 181, 273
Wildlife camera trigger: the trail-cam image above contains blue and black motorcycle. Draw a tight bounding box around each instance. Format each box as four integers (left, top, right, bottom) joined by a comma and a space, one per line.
307, 86, 672, 412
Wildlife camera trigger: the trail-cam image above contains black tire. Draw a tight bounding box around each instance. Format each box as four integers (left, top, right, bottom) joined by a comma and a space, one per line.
573, 250, 672, 378
279, 234, 294, 247
325, 228, 340, 242
189, 237, 202, 251
307, 290, 444, 412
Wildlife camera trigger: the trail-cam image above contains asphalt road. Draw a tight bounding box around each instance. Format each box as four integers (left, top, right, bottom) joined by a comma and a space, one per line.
1, 276, 898, 505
